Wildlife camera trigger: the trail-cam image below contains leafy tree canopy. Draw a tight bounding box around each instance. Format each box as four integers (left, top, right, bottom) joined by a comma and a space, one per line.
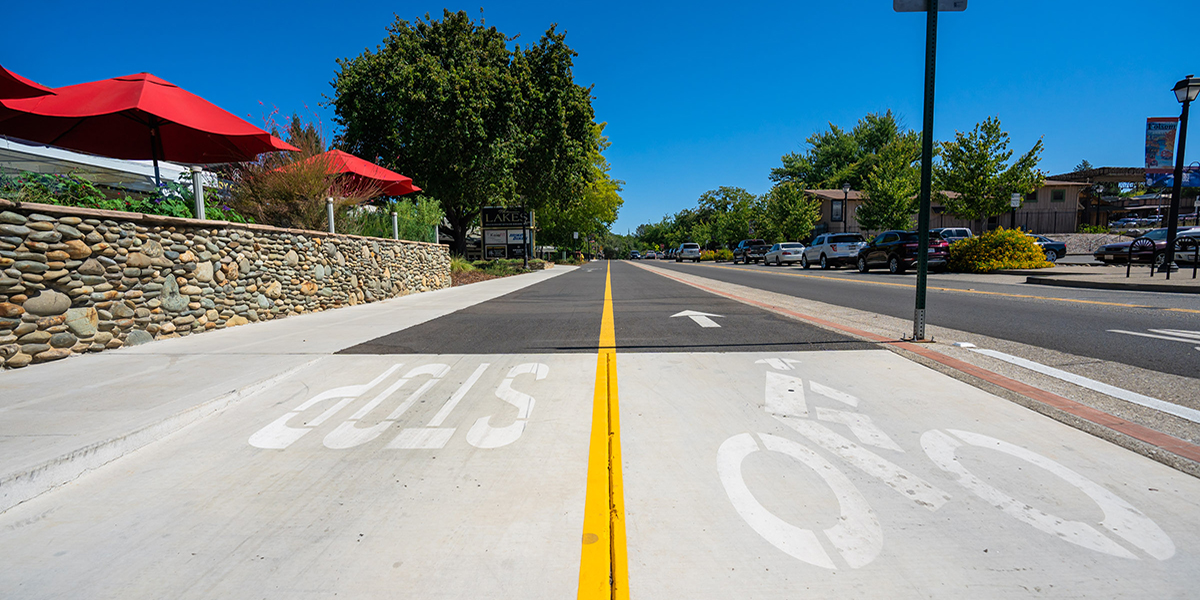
330, 10, 618, 253
934, 116, 1044, 224
857, 134, 922, 232
770, 110, 916, 190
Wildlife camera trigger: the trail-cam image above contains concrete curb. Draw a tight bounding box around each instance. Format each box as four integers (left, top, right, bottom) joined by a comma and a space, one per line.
1025, 276, 1200, 294
0, 360, 316, 514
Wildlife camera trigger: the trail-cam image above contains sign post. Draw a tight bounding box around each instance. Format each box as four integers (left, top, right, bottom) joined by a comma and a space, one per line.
1010, 193, 1021, 229
896, 0, 965, 341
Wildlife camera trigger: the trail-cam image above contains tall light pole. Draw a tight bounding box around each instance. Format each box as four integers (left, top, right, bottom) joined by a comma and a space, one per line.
1161, 74, 1200, 277
841, 182, 851, 233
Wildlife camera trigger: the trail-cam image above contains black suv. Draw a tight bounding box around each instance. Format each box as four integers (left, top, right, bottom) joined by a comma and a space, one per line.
732, 239, 769, 264
856, 230, 949, 274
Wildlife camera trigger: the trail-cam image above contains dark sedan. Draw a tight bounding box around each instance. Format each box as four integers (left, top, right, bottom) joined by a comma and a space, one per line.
1029, 234, 1067, 262
857, 230, 949, 274
1093, 227, 1200, 267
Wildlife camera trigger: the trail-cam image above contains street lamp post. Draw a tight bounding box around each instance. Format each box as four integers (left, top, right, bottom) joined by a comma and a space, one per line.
1161, 74, 1200, 278
842, 183, 851, 233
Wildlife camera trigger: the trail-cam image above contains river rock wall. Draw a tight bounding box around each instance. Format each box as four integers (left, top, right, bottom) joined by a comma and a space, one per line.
0, 201, 449, 369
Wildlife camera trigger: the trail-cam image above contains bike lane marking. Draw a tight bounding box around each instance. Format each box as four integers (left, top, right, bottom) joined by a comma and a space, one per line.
617, 349, 1200, 598
577, 261, 630, 600
640, 262, 1200, 466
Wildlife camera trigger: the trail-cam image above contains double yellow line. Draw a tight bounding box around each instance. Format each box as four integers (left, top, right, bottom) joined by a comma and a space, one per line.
578, 262, 629, 600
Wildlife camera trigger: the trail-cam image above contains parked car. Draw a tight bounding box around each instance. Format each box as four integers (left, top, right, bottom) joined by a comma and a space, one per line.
1093, 227, 1200, 267
732, 239, 770, 264
1175, 235, 1200, 265
628, 250, 642, 260
801, 233, 867, 269
764, 242, 805, 266
644, 250, 656, 259
932, 227, 973, 245
856, 230, 950, 274
1028, 234, 1067, 262
676, 242, 702, 262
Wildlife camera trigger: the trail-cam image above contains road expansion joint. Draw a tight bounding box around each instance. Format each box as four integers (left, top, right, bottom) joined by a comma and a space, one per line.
631, 261, 1200, 479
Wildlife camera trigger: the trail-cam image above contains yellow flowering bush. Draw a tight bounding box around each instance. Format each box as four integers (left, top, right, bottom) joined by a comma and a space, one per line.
948, 227, 1053, 272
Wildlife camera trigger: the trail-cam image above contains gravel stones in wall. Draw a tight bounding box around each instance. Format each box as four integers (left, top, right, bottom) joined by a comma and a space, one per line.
0, 205, 450, 369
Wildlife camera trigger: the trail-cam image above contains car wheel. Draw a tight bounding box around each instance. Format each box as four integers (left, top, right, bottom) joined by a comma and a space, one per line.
857, 256, 869, 273
1044, 249, 1058, 262
800, 255, 810, 269
820, 254, 829, 269
888, 255, 905, 274
1153, 252, 1166, 268
776, 256, 783, 266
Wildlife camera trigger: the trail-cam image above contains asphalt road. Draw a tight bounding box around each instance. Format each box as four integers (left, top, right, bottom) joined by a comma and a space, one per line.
648, 260, 1200, 378
341, 261, 874, 355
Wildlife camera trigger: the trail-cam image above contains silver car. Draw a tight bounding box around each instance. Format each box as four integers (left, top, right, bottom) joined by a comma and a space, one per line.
765, 242, 805, 265
676, 242, 702, 262
801, 233, 867, 269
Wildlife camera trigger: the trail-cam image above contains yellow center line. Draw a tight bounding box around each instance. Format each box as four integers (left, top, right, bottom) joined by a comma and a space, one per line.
578, 261, 628, 600
693, 263, 1200, 314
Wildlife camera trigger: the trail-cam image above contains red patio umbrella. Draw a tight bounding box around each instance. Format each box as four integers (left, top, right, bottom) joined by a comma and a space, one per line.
0, 72, 298, 184
0, 65, 54, 99
287, 149, 421, 198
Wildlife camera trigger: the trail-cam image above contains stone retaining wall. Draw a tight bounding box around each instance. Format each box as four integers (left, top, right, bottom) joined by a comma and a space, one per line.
0, 200, 450, 369
1043, 233, 1128, 255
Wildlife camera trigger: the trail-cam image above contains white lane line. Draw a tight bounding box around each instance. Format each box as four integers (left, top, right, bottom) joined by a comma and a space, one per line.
1108, 329, 1200, 346
970, 348, 1200, 424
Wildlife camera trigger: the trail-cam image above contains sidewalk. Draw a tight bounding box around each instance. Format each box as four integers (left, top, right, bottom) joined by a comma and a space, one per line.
1001, 261, 1200, 294
0, 266, 572, 513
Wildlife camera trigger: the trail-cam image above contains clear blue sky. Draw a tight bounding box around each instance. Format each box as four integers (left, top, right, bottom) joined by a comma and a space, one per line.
4, 1, 1197, 233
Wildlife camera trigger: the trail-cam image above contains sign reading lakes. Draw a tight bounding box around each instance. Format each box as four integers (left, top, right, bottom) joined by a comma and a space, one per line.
480, 207, 534, 260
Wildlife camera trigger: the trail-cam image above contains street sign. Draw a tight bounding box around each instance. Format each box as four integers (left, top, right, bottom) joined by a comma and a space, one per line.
894, 0, 966, 11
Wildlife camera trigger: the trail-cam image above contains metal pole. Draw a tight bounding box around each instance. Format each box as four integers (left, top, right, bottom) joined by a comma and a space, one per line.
912, 0, 938, 341
326, 198, 335, 234
1161, 94, 1191, 278
522, 205, 528, 270
391, 211, 399, 240
191, 166, 204, 220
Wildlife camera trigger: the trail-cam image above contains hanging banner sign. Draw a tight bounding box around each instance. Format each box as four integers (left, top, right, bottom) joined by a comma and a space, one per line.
1145, 117, 1179, 173
1146, 167, 1200, 188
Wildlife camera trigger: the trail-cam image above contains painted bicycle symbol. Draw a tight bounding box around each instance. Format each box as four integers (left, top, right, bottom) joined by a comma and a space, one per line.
717, 358, 1175, 570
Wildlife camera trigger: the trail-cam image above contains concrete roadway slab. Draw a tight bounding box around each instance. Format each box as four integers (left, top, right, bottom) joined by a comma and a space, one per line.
0, 353, 594, 599
618, 349, 1200, 598
3, 261, 1199, 598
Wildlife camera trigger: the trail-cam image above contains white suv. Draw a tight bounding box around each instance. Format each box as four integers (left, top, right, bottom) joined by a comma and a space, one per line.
801, 233, 867, 269
676, 242, 702, 262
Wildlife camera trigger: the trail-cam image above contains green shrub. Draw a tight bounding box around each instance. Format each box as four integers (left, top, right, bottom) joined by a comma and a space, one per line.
948, 227, 1052, 272
450, 256, 475, 273
0, 171, 251, 223
1076, 224, 1108, 234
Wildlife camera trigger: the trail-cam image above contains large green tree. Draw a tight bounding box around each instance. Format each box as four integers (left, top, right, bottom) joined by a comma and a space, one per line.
331, 10, 615, 254
757, 182, 821, 242
857, 135, 922, 232
934, 116, 1045, 228
771, 110, 915, 190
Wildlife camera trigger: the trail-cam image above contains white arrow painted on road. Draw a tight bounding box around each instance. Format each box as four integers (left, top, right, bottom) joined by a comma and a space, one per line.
671, 310, 723, 328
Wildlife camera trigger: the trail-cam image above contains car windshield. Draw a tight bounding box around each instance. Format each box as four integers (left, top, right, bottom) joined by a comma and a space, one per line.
682, 243, 699, 249
900, 232, 943, 241
829, 234, 863, 243
1143, 229, 1169, 240
780, 243, 803, 249
747, 239, 766, 246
